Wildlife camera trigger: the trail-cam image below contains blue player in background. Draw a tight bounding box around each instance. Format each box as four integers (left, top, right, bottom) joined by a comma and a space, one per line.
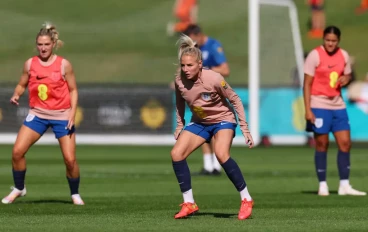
184, 24, 230, 176
184, 24, 230, 77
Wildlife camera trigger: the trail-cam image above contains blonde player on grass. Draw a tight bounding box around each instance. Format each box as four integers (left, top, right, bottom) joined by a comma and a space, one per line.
1, 22, 84, 205
171, 34, 254, 220
304, 25, 366, 197
184, 24, 231, 176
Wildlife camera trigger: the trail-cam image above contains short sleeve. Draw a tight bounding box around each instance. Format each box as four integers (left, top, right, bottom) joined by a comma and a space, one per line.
304, 49, 319, 77
211, 41, 227, 66
341, 49, 352, 75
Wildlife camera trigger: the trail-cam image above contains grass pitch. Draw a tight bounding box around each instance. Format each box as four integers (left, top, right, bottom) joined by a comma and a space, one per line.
0, 145, 367, 231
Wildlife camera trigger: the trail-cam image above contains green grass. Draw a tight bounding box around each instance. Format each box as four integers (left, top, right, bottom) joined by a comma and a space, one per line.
0, 0, 367, 85
0, 145, 367, 231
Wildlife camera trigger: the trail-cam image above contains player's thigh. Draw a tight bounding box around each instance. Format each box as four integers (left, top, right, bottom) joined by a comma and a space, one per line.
331, 109, 350, 133
51, 119, 75, 140
58, 133, 76, 164
14, 115, 48, 157
171, 130, 207, 161
52, 120, 76, 161
13, 125, 43, 157
314, 133, 329, 152
331, 109, 351, 152
333, 130, 351, 152
213, 129, 235, 164
306, 108, 332, 135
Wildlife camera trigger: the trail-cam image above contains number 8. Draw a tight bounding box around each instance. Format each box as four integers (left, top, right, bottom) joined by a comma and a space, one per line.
38, 84, 48, 101
329, 71, 339, 88
193, 106, 207, 119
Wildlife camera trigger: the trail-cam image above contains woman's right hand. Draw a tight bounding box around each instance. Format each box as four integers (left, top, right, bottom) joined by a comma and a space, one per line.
10, 95, 20, 106
305, 109, 315, 124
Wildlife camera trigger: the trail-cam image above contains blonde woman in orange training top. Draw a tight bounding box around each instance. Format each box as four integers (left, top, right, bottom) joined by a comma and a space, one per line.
171, 34, 254, 220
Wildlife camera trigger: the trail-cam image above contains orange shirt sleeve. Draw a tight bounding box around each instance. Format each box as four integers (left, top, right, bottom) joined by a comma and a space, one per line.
213, 76, 250, 134
175, 81, 186, 129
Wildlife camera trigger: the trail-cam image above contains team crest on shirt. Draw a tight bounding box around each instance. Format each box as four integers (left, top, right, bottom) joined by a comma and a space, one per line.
201, 92, 211, 101
51, 71, 61, 81
202, 51, 209, 61
221, 80, 228, 89
217, 47, 223, 53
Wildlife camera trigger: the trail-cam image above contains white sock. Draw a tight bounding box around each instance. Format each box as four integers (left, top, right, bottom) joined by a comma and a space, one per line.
240, 187, 252, 201
212, 153, 222, 171
319, 181, 328, 189
203, 154, 214, 172
340, 179, 350, 187
183, 189, 195, 203
71, 194, 83, 202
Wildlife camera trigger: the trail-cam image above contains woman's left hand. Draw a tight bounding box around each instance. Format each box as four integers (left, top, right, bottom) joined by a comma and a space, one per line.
338, 75, 351, 87
67, 111, 76, 130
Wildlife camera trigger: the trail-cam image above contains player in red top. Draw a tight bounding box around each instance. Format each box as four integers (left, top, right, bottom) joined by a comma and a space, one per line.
304, 26, 366, 196
1, 22, 84, 205
171, 34, 254, 220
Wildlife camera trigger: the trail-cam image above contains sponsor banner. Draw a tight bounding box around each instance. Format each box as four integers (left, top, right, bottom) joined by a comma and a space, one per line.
0, 85, 173, 134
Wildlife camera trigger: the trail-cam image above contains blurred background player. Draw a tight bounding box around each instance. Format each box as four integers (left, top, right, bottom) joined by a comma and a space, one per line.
303, 26, 366, 196
307, 0, 325, 39
172, 34, 254, 220
183, 24, 230, 176
167, 0, 198, 36
347, 72, 368, 113
1, 22, 84, 205
356, 0, 368, 14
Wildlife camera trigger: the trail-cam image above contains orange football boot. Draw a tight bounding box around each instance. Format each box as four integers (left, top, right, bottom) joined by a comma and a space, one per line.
174, 202, 199, 219
238, 199, 253, 220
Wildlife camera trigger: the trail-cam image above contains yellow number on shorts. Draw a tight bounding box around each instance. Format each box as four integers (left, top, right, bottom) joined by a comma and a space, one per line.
37, 84, 48, 101
193, 106, 207, 119
329, 71, 339, 88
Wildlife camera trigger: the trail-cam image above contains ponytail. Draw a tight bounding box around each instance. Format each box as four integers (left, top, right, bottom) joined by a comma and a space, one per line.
176, 34, 202, 62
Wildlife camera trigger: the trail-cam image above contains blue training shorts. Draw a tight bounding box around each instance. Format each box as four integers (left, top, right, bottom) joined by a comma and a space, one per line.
184, 121, 237, 143
23, 114, 75, 139
306, 108, 350, 134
